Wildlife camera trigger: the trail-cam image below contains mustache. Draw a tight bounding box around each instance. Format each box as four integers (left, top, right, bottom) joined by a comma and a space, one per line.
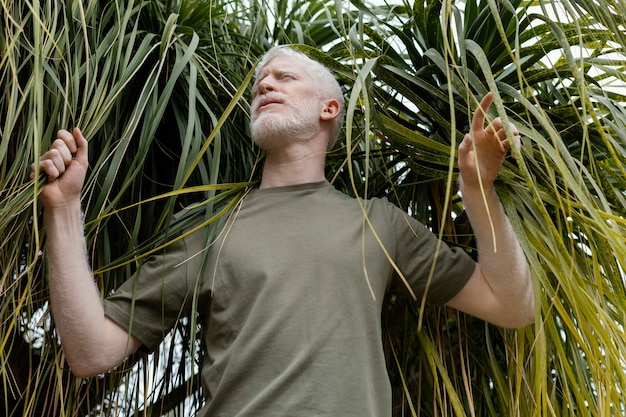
250, 92, 289, 115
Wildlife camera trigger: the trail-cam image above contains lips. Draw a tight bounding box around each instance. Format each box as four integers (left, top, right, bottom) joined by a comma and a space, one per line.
258, 97, 282, 110
252, 93, 286, 116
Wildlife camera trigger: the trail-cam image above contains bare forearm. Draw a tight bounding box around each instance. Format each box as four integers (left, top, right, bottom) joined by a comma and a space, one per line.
460, 182, 534, 324
451, 93, 533, 327
44, 202, 135, 376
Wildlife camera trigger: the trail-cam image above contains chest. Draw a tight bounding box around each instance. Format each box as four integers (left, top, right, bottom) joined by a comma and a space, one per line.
203, 195, 395, 317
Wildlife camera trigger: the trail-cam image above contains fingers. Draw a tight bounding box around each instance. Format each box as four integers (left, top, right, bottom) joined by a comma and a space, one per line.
472, 93, 521, 155
30, 142, 65, 180
471, 92, 493, 133
510, 130, 522, 157
47, 140, 73, 178
487, 120, 521, 155
474, 93, 519, 137
39, 142, 72, 181
31, 128, 88, 181
485, 120, 518, 142
485, 118, 519, 137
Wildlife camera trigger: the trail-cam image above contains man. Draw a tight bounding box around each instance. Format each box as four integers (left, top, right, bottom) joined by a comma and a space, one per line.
32, 46, 534, 416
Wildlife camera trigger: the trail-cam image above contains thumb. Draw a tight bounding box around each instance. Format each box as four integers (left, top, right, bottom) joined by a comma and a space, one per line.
458, 133, 472, 157
72, 128, 89, 166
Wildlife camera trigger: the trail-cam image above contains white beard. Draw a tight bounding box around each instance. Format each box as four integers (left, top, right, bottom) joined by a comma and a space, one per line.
250, 93, 321, 150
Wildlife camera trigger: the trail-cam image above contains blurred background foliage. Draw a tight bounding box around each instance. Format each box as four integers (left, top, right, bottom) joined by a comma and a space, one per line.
1, 0, 625, 415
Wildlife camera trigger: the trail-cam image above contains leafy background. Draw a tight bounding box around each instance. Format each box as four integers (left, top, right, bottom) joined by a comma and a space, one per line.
1, 0, 625, 416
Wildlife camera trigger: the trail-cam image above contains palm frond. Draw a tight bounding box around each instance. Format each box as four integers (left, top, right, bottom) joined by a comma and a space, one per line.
2, 0, 625, 416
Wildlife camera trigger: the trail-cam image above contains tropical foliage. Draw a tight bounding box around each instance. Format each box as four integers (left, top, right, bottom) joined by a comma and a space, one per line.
1, 0, 625, 416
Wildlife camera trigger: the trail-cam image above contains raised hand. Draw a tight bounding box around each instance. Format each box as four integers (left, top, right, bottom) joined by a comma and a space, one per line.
30, 128, 88, 209
458, 93, 520, 191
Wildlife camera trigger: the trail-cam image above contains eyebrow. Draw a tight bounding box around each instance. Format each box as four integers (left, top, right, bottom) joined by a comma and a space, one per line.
258, 66, 302, 80
251, 65, 307, 95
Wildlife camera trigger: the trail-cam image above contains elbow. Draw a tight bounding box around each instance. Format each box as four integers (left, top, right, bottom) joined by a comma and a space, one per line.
501, 290, 536, 329
66, 355, 107, 379
70, 366, 99, 379
501, 269, 536, 329
519, 279, 536, 327
503, 309, 535, 329
523, 294, 536, 326
60, 320, 139, 378
64, 346, 120, 378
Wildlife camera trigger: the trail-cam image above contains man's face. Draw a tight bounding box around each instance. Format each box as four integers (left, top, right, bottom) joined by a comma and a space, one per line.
250, 56, 323, 150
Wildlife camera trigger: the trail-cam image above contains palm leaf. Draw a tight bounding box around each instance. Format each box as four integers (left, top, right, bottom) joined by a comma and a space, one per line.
2, 0, 625, 416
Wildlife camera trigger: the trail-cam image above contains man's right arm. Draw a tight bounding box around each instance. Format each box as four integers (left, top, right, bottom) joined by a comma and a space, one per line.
32, 128, 141, 378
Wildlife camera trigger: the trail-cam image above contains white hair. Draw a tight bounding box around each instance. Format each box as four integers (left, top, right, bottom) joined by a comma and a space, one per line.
253, 46, 345, 149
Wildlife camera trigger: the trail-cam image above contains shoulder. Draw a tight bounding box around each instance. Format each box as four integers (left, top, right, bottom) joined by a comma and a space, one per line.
362, 195, 425, 230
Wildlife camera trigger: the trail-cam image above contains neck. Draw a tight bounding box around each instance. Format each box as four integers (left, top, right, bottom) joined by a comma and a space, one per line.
259, 142, 327, 189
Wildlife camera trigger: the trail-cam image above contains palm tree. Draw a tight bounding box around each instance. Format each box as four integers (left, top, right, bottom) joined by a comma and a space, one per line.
1, 0, 625, 416
356, 1, 626, 414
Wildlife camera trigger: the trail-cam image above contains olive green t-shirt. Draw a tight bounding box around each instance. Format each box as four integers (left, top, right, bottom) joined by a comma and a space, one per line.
104, 181, 475, 417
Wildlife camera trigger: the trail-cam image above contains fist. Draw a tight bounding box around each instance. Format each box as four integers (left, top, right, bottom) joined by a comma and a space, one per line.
31, 128, 89, 209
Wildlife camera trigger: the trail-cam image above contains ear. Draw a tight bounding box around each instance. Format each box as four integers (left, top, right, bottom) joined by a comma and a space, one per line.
320, 99, 341, 121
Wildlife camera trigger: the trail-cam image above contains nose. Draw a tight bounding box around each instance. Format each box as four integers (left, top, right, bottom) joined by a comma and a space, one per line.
256, 76, 276, 95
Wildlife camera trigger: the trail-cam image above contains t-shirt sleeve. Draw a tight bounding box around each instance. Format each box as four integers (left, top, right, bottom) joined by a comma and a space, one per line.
103, 228, 210, 353
385, 201, 475, 305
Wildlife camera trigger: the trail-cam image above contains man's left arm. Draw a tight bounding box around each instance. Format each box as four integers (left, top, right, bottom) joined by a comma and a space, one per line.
446, 93, 535, 328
